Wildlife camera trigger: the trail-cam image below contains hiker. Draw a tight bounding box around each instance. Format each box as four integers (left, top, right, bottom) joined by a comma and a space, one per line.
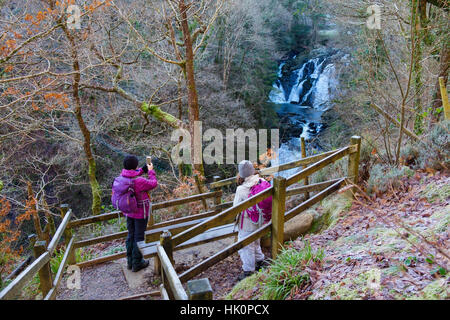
112, 155, 158, 272
234, 160, 271, 280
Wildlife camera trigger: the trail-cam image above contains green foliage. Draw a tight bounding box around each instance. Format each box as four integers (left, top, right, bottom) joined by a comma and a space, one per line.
75, 248, 94, 263
103, 245, 125, 256
101, 204, 116, 213
261, 242, 324, 299
421, 182, 450, 203
108, 217, 128, 232
400, 121, 450, 170
367, 164, 414, 194
417, 120, 450, 170
50, 249, 65, 274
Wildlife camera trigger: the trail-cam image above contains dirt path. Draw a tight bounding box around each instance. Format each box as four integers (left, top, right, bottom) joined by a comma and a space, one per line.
55, 236, 245, 300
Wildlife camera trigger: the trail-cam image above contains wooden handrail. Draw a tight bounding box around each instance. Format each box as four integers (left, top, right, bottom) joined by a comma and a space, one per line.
76, 224, 238, 268
47, 209, 73, 254
157, 245, 188, 300
286, 147, 350, 186
0, 207, 75, 300
73, 214, 213, 249
44, 237, 75, 300
153, 190, 222, 210
209, 147, 357, 189
178, 178, 348, 283
173, 146, 352, 249
286, 178, 343, 197
148, 209, 218, 230
179, 224, 271, 282
172, 186, 273, 247
0, 252, 50, 300
285, 178, 346, 221
68, 190, 222, 229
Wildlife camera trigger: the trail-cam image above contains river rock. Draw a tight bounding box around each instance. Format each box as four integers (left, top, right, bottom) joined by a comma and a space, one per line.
261, 212, 314, 248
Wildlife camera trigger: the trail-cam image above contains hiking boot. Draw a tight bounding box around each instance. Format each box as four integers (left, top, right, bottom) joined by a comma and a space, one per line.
131, 241, 149, 272
238, 271, 254, 281
132, 259, 149, 272
256, 259, 270, 270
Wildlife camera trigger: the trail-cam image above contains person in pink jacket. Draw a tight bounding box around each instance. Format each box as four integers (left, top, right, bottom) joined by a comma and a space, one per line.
121, 155, 158, 272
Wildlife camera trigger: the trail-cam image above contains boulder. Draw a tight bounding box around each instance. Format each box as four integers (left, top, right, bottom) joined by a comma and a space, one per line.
261, 213, 314, 248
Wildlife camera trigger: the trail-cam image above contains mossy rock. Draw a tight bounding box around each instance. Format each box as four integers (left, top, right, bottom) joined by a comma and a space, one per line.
309, 194, 352, 233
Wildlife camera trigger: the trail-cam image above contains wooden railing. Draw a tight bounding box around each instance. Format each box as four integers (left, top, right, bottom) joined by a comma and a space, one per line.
69, 189, 225, 268
1, 135, 361, 300
157, 231, 212, 300
0, 205, 75, 300
159, 136, 361, 299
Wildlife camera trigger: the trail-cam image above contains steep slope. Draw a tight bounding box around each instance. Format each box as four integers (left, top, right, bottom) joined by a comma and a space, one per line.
227, 171, 449, 300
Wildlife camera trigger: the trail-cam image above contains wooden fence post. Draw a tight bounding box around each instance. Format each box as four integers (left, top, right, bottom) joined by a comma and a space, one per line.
271, 176, 287, 259
347, 136, 361, 198
147, 191, 154, 227
155, 230, 173, 276
160, 230, 174, 264
33, 240, 52, 297
301, 137, 310, 200
59, 204, 76, 265
160, 230, 174, 299
194, 173, 208, 211
439, 76, 450, 120
212, 176, 222, 213
187, 278, 213, 300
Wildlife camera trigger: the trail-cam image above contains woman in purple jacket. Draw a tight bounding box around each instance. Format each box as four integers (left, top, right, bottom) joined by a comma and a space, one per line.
122, 155, 158, 272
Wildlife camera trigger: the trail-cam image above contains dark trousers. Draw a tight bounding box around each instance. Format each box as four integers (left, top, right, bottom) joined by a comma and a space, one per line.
126, 217, 148, 243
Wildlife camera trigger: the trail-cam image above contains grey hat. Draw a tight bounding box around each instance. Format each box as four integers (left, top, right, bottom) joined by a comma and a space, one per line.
238, 160, 255, 179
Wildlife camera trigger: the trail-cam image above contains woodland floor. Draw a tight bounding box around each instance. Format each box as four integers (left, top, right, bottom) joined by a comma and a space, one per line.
56, 171, 448, 300
228, 171, 449, 300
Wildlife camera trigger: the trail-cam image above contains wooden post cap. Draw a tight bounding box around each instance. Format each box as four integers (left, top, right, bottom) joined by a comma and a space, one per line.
186, 278, 213, 300
161, 230, 172, 239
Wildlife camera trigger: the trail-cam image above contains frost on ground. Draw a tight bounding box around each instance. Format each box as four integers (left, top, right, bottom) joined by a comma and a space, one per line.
227, 171, 449, 300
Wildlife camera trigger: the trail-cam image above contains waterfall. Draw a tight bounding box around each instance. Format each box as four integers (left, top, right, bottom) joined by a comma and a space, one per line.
268, 57, 333, 108
287, 64, 307, 104
268, 53, 338, 177
313, 63, 337, 111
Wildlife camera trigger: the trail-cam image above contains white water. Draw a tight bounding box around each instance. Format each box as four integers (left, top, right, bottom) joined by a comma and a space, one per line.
313, 63, 337, 111
268, 55, 337, 177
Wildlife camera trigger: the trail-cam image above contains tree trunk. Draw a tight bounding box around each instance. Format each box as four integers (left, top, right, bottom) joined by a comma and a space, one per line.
413, 0, 424, 135
178, 0, 205, 176
62, 25, 102, 216
431, 44, 450, 122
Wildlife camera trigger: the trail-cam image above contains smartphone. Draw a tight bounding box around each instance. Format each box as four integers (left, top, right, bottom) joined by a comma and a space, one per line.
146, 156, 152, 165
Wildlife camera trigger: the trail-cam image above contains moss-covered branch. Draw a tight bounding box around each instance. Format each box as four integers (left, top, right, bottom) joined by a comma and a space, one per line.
140, 102, 185, 129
